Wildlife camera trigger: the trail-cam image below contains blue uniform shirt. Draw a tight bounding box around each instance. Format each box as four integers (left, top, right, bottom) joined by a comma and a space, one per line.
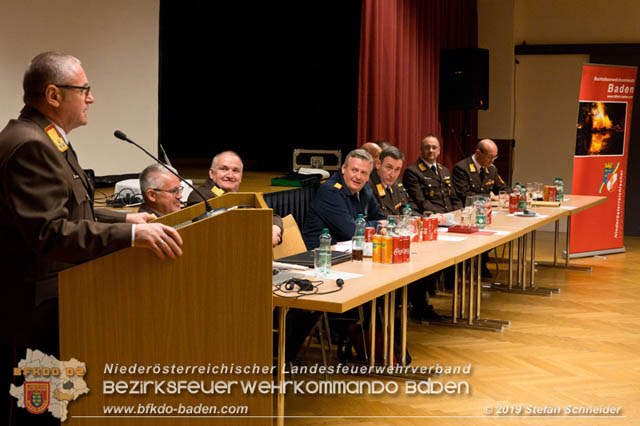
302, 171, 385, 249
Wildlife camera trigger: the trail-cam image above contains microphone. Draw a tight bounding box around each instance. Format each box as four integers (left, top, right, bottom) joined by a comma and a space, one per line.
114, 129, 220, 221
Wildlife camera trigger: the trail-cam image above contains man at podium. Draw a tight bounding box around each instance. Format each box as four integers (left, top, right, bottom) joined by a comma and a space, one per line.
0, 52, 183, 364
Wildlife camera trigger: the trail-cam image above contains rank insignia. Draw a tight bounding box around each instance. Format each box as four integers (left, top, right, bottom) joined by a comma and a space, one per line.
394, 202, 402, 210
418, 162, 426, 171
333, 182, 343, 189
25, 382, 50, 415
469, 163, 476, 173
211, 185, 225, 196
376, 184, 386, 197
44, 125, 68, 153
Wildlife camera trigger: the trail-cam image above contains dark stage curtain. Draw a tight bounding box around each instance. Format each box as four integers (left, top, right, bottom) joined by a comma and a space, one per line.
357, 0, 478, 170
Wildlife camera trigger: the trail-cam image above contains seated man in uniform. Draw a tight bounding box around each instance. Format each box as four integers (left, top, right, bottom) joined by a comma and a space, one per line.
452, 139, 506, 202
403, 134, 461, 294
302, 148, 386, 249
187, 150, 283, 246
369, 146, 441, 321
403, 134, 462, 214
369, 146, 418, 216
138, 164, 182, 217
452, 138, 507, 277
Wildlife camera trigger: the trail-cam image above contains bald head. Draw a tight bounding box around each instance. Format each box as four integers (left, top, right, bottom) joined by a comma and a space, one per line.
475, 139, 498, 167
361, 142, 382, 161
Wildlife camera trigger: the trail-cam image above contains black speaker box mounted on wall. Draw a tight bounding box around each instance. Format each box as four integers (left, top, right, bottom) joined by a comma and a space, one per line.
439, 48, 489, 111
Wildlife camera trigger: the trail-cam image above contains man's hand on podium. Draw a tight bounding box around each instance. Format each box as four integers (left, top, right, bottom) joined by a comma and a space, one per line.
134, 224, 183, 259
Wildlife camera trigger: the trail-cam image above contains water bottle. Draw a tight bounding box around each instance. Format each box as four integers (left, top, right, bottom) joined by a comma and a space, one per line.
352, 214, 366, 262
399, 204, 410, 232
318, 228, 332, 277
518, 186, 527, 212
514, 182, 521, 193
354, 214, 366, 238
475, 198, 486, 228
555, 177, 564, 205
387, 217, 396, 236
401, 203, 412, 219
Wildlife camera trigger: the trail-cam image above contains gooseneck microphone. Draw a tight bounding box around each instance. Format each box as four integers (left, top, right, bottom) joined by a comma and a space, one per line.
114, 130, 220, 221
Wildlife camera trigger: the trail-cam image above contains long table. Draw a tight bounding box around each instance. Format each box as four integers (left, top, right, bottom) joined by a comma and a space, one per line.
272, 194, 605, 425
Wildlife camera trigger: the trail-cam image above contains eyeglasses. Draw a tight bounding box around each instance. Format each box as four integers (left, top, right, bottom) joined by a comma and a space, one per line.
55, 85, 91, 97
152, 187, 183, 196
481, 150, 498, 160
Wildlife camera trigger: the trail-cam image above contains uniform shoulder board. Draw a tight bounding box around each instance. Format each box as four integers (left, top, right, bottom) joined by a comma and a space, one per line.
44, 124, 68, 153
418, 162, 426, 171
469, 163, 477, 173
333, 182, 343, 190
376, 183, 386, 197
394, 202, 402, 210
211, 185, 225, 196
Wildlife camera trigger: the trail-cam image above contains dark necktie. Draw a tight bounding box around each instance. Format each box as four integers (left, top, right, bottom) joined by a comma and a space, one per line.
431, 165, 437, 175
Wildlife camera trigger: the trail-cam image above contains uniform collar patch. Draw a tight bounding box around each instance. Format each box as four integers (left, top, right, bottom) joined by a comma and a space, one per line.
44, 124, 68, 153
211, 185, 225, 196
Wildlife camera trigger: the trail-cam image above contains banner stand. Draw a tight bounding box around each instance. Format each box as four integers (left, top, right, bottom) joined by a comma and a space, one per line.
570, 63, 637, 257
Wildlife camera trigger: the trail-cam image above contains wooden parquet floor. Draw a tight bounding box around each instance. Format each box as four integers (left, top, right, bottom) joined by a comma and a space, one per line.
283, 232, 640, 426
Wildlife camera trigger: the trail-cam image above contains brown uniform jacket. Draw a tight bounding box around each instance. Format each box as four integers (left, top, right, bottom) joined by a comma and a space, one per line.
368, 168, 418, 216
186, 177, 284, 240
402, 159, 462, 214
186, 178, 224, 206
137, 202, 164, 218
452, 156, 507, 202
0, 106, 131, 344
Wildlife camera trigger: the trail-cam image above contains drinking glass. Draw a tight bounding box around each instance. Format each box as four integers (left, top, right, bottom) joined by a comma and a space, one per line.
498, 190, 508, 209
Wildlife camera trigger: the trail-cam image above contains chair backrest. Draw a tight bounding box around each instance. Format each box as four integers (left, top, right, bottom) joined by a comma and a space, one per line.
273, 214, 307, 259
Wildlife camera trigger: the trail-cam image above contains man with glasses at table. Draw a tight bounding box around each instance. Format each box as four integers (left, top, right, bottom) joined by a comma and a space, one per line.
138, 164, 183, 217
452, 139, 507, 278
452, 139, 507, 202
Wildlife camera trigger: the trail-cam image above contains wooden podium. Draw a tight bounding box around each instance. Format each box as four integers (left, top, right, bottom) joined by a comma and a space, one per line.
59, 193, 273, 425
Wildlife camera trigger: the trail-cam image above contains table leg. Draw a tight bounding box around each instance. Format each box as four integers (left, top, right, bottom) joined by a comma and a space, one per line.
453, 262, 459, 323
401, 286, 407, 366
369, 298, 376, 368
388, 290, 396, 367
431, 257, 504, 332
488, 233, 554, 297
277, 306, 288, 426
383, 294, 389, 366
537, 216, 592, 271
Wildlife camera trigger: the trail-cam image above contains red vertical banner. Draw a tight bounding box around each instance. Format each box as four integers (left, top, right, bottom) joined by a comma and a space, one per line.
571, 64, 637, 255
